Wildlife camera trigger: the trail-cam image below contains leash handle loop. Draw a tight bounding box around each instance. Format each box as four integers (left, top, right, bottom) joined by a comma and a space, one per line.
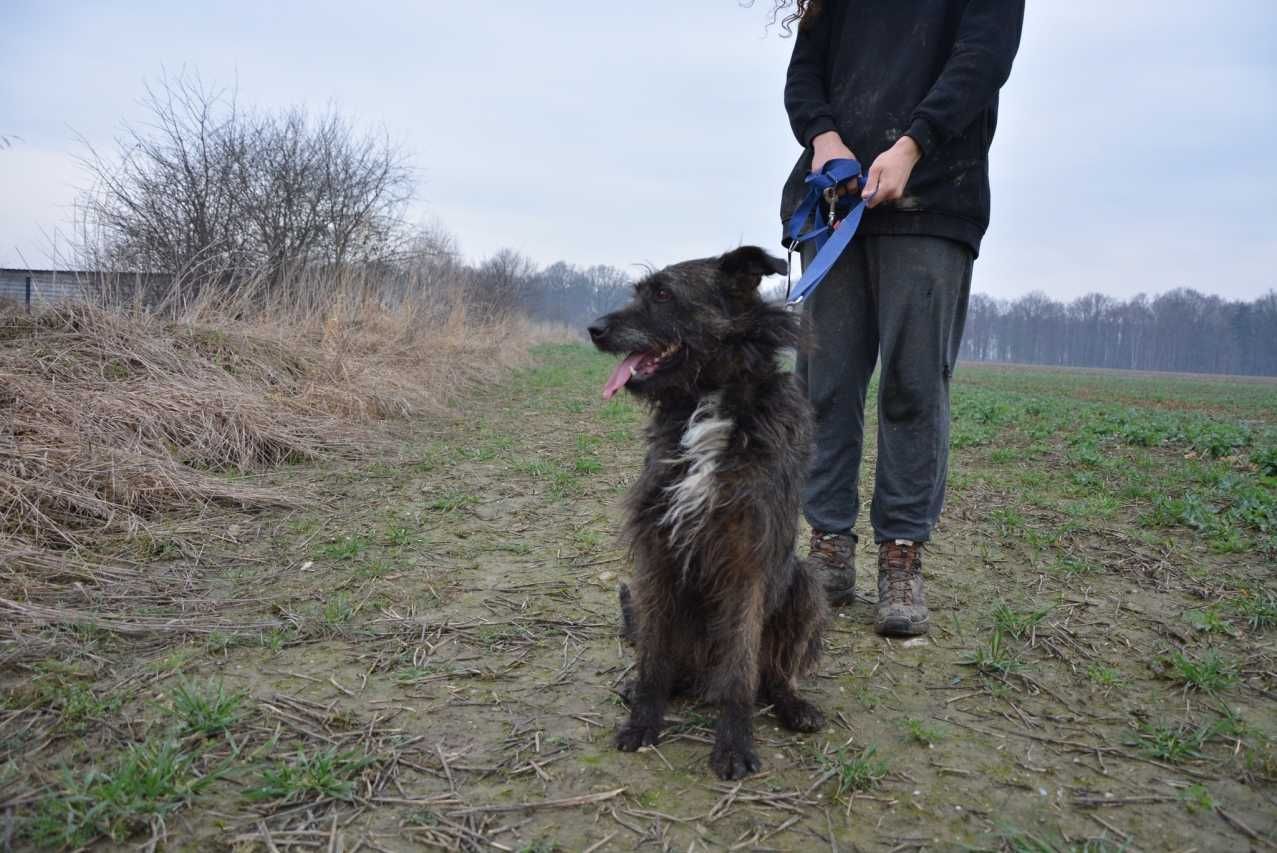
785, 158, 870, 306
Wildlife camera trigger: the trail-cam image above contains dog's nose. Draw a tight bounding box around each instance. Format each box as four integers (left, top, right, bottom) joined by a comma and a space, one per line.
587, 322, 608, 342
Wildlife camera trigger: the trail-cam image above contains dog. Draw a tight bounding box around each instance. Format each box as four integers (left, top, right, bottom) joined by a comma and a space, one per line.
587, 245, 828, 780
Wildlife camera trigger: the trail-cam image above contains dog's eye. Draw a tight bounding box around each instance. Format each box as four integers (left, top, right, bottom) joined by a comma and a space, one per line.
653, 287, 673, 303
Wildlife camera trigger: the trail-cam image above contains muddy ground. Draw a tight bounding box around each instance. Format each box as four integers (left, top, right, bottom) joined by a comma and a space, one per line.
2, 344, 1274, 851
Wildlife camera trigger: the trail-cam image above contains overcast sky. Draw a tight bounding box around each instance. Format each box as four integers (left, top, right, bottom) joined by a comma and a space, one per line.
2, 1, 1274, 301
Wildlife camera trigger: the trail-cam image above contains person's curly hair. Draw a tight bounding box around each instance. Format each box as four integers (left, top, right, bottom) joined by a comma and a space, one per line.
769, 0, 823, 35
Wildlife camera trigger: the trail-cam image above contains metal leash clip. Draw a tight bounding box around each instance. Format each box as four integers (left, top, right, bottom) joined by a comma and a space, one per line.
823, 185, 839, 227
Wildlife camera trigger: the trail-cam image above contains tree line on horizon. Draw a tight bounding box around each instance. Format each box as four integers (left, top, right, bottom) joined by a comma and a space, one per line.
960, 289, 1277, 377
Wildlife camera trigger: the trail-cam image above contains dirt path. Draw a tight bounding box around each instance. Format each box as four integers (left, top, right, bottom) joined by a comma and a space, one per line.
5, 343, 1274, 851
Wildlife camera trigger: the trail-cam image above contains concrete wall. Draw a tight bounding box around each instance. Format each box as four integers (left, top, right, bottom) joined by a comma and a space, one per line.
0, 269, 173, 308
0, 269, 91, 306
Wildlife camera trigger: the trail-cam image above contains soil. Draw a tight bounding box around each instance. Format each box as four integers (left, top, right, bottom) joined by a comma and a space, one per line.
3, 345, 1274, 852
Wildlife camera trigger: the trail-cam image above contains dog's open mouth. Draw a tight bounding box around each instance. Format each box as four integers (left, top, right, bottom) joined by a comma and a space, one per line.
601, 344, 682, 400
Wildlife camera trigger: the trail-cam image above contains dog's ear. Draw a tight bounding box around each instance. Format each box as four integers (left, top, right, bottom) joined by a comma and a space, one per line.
718, 246, 787, 288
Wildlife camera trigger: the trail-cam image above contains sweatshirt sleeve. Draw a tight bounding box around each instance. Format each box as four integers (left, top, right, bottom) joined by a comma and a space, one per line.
905, 0, 1025, 157
783, 12, 837, 147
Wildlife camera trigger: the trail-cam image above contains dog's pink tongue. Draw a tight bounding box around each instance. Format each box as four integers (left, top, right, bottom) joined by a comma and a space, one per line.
602, 353, 645, 400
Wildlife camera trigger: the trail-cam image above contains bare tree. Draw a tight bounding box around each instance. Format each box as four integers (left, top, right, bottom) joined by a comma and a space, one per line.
76, 73, 247, 276
471, 249, 538, 315
236, 107, 413, 280
75, 71, 414, 289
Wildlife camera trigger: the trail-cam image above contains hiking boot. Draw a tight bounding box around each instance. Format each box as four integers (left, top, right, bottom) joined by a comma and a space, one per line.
875, 540, 929, 637
808, 531, 856, 607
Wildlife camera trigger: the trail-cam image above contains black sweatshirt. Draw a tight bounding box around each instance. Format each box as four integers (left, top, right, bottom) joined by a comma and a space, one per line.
781, 1, 1024, 256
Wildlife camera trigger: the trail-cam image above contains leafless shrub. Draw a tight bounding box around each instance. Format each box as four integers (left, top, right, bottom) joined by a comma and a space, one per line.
470, 248, 539, 315
75, 71, 414, 291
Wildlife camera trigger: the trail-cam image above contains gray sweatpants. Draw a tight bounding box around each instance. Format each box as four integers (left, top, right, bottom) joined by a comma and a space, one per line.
795, 234, 973, 544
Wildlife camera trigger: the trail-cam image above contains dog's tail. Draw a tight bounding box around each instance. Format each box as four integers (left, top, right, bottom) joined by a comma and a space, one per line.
618, 582, 636, 644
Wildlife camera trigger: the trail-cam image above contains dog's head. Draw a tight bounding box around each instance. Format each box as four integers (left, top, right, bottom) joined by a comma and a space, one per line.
588, 246, 794, 401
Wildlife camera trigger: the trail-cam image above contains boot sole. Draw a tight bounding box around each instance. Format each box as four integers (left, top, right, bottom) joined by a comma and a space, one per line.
874, 616, 929, 637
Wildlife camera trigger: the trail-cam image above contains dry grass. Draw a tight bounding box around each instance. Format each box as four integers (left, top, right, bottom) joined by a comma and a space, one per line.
0, 270, 549, 647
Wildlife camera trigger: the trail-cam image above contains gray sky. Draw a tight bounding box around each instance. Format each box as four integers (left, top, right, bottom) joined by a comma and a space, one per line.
2, 1, 1274, 301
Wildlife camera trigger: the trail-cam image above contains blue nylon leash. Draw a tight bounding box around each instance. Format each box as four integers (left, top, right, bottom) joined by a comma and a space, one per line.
784, 158, 872, 306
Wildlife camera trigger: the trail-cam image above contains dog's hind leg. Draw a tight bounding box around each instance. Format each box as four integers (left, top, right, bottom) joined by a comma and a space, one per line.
761, 556, 828, 733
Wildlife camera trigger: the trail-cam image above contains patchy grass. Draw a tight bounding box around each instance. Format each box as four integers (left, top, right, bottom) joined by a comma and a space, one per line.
960, 629, 1026, 676
1230, 589, 1277, 632
1086, 664, 1124, 689
1161, 649, 1239, 693
169, 679, 245, 737
27, 739, 218, 847
819, 745, 889, 798
3, 348, 1274, 851
1132, 720, 1214, 764
902, 717, 946, 747
991, 601, 1053, 639
245, 748, 378, 805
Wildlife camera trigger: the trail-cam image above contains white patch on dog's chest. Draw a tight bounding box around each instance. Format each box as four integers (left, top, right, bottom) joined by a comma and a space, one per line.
661, 392, 733, 552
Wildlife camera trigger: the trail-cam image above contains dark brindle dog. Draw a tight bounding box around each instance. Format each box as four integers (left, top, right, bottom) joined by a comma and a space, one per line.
587, 245, 828, 780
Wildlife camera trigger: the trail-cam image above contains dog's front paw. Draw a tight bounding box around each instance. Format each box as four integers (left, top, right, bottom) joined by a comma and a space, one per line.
776, 698, 826, 733
615, 722, 661, 752
710, 740, 761, 780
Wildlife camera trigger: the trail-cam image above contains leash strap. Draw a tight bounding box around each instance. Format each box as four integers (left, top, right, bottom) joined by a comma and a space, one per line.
784, 158, 871, 306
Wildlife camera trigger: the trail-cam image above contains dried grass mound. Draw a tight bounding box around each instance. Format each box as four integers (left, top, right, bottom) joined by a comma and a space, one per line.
0, 284, 527, 579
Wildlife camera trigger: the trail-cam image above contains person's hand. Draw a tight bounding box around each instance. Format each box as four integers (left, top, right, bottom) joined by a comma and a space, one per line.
811, 130, 858, 196
863, 135, 921, 208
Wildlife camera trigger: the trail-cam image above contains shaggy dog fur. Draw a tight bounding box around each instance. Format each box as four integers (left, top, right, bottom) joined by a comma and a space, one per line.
588, 246, 828, 780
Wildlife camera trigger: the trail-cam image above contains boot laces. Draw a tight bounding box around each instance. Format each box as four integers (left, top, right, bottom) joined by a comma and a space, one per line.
811, 533, 846, 562
882, 543, 917, 604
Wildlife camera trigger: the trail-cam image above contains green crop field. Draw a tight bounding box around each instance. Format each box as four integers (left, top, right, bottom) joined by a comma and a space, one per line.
3, 344, 1274, 850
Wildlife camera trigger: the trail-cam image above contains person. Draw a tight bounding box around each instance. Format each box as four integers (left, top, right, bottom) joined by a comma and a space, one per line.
779, 1, 1024, 636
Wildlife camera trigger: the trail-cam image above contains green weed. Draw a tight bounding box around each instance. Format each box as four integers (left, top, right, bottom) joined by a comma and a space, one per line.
1183, 606, 1235, 636
516, 457, 556, 477
246, 748, 376, 804
960, 630, 1025, 676
902, 718, 946, 747
30, 676, 121, 730
574, 456, 603, 474
1132, 721, 1212, 763
572, 527, 606, 551
1051, 555, 1103, 576
323, 592, 355, 626
170, 679, 245, 737
1179, 783, 1214, 813
819, 745, 888, 797
427, 491, 480, 512
317, 534, 371, 560
1230, 590, 1277, 632
1085, 665, 1123, 688
575, 434, 603, 453
27, 740, 216, 847
1162, 649, 1238, 693
356, 560, 394, 578
989, 507, 1025, 536
991, 601, 1053, 639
